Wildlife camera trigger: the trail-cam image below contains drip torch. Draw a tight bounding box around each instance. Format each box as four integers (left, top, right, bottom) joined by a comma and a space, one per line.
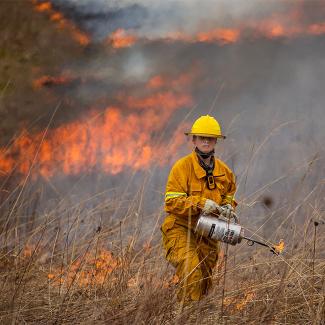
195, 213, 284, 255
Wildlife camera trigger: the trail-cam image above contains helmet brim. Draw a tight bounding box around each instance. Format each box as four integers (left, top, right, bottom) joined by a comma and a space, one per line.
184, 132, 226, 139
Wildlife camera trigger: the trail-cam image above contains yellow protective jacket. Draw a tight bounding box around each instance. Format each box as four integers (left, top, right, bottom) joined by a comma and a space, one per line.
163, 151, 237, 230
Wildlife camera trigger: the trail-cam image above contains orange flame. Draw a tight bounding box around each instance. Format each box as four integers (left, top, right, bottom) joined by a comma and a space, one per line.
48, 249, 118, 287
107, 28, 137, 48
33, 74, 75, 89
0, 82, 193, 178
50, 12, 63, 22
165, 21, 325, 44
32, 0, 90, 46
105, 4, 325, 49
71, 30, 90, 46
196, 28, 240, 44
35, 1, 52, 12
308, 23, 325, 35
273, 239, 285, 254
236, 292, 255, 311
147, 75, 164, 89
267, 23, 286, 38
223, 291, 255, 311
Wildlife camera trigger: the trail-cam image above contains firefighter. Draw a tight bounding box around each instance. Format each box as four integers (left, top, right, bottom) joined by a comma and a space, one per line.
161, 115, 237, 303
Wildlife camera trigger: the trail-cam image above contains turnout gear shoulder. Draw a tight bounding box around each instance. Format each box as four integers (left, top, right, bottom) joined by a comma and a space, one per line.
164, 151, 237, 229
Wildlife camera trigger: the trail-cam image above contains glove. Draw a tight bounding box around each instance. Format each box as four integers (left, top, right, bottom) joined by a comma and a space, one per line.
220, 204, 238, 222
202, 199, 222, 215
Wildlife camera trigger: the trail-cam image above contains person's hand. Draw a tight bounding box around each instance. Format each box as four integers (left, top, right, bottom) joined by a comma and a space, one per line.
220, 204, 234, 218
202, 199, 222, 215
220, 204, 238, 222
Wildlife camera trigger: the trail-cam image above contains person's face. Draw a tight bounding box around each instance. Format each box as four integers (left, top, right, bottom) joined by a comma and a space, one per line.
193, 136, 217, 153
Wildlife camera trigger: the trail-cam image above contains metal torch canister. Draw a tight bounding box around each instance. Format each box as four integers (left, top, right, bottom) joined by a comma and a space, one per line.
195, 213, 244, 245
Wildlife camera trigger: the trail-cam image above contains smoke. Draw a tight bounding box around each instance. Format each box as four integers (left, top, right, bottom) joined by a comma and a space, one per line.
1, 0, 325, 236
49, 0, 284, 40
50, 0, 325, 41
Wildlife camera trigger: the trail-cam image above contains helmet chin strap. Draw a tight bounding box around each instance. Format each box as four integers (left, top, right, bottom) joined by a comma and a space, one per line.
195, 147, 215, 159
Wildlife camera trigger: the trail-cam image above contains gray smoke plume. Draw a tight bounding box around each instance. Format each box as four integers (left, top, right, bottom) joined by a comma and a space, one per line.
51, 0, 319, 40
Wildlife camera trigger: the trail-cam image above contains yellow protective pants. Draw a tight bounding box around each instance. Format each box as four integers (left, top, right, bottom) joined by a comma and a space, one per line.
161, 219, 219, 302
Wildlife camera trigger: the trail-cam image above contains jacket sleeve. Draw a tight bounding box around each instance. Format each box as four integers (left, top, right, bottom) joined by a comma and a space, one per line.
221, 170, 237, 208
164, 161, 206, 217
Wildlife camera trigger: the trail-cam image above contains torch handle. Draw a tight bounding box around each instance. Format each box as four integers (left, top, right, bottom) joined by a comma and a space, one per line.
242, 236, 278, 255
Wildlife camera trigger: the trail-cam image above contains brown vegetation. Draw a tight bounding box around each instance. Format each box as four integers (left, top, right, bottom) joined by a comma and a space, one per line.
0, 2, 324, 324
0, 176, 324, 324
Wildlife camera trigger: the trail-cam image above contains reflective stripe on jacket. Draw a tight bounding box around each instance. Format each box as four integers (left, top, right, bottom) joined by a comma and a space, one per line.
163, 151, 237, 230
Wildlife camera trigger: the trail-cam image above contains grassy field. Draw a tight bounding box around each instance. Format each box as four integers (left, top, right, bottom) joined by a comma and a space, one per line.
0, 186, 324, 324
0, 1, 324, 324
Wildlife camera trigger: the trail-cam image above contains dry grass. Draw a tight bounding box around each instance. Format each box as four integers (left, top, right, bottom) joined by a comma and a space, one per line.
0, 2, 324, 324
0, 179, 324, 325
0, 133, 323, 325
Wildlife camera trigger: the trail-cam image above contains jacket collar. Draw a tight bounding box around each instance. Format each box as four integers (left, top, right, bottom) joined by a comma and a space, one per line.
191, 151, 224, 179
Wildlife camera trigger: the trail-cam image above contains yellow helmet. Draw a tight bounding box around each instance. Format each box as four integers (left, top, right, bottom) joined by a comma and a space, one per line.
185, 115, 226, 138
